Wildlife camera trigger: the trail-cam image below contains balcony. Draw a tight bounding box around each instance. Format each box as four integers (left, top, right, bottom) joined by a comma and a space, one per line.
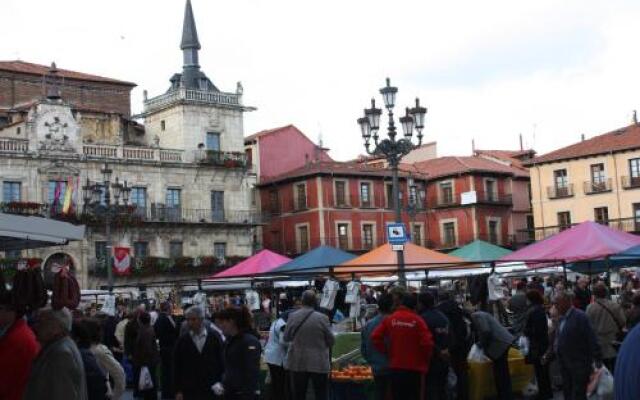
584, 178, 613, 195
430, 194, 461, 208
476, 190, 513, 206
547, 184, 574, 199
1, 202, 264, 226
194, 150, 248, 169
142, 88, 245, 115
0, 138, 29, 153
622, 176, 640, 190
516, 217, 640, 244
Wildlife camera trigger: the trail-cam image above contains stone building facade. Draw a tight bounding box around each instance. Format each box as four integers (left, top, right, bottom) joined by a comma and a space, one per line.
0, 0, 258, 288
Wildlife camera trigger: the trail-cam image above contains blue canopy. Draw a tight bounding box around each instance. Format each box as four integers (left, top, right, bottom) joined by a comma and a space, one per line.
569, 244, 640, 274
272, 245, 357, 274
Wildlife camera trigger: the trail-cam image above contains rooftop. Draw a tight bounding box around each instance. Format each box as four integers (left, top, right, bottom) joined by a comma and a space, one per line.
0, 60, 136, 87
412, 156, 529, 180
257, 160, 427, 186
526, 123, 640, 165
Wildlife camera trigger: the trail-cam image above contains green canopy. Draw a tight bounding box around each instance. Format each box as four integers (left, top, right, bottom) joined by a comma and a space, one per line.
449, 240, 512, 262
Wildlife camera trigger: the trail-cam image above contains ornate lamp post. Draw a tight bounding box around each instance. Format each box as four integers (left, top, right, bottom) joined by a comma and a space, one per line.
83, 163, 131, 291
358, 78, 427, 287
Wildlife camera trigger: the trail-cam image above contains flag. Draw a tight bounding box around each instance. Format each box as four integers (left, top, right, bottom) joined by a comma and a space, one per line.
62, 176, 74, 214
113, 247, 131, 276
53, 181, 62, 213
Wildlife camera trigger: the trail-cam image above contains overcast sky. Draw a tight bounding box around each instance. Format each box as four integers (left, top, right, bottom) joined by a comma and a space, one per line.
4, 0, 640, 160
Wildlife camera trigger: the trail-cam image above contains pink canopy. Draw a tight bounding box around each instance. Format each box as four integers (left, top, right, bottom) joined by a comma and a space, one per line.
207, 249, 292, 279
500, 221, 640, 266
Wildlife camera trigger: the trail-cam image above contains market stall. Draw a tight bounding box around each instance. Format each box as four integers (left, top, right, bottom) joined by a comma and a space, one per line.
498, 221, 640, 274
0, 212, 85, 250
271, 245, 357, 275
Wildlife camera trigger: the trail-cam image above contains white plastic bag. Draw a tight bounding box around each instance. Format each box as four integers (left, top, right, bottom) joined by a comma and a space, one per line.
587, 366, 614, 400
518, 336, 530, 357
138, 366, 154, 391
447, 367, 458, 389
467, 344, 490, 363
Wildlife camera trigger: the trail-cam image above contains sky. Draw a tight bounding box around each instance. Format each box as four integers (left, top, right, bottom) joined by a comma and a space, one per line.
3, 0, 640, 161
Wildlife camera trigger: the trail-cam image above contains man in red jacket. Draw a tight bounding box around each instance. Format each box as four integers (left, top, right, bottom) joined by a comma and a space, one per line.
371, 292, 434, 400
0, 291, 40, 400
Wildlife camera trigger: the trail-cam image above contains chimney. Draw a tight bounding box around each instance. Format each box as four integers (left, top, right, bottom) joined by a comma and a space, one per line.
581, 133, 585, 141
633, 110, 638, 125
519, 133, 524, 151
471, 138, 476, 155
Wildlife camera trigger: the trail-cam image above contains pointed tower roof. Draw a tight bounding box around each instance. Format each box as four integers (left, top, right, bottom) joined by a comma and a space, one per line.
180, 0, 201, 50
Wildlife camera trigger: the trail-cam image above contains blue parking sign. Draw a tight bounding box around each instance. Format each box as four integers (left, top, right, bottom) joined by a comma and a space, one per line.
387, 223, 407, 245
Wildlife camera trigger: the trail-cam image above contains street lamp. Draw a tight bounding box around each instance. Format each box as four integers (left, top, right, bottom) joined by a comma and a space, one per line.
358, 78, 427, 287
83, 163, 131, 292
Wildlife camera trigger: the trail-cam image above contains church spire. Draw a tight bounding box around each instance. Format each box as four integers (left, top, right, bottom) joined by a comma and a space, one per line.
181, 0, 201, 51
181, 0, 200, 69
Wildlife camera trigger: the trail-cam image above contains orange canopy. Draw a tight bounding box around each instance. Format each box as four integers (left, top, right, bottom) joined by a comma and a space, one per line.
334, 242, 467, 278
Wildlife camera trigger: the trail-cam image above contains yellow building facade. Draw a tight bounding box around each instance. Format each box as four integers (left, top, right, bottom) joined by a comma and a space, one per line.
527, 124, 640, 240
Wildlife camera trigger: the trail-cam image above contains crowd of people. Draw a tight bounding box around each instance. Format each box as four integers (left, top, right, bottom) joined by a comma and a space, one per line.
1, 270, 640, 400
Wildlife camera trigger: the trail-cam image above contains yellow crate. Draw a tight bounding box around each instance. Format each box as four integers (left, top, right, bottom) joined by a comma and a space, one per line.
468, 348, 534, 400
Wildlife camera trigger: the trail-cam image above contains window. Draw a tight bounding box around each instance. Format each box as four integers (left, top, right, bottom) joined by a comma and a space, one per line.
557, 212, 571, 230
360, 182, 371, 207
160, 120, 165, 131
485, 179, 496, 201
2, 181, 21, 203
385, 183, 394, 208
409, 185, 418, 207
48, 180, 67, 212
133, 241, 149, 258
95, 241, 107, 261
337, 223, 350, 250
412, 224, 422, 246
554, 169, 568, 188
295, 184, 307, 210
630, 159, 640, 186
443, 222, 457, 247
214, 242, 227, 263
5, 249, 21, 259
488, 220, 499, 244
362, 224, 374, 249
130, 187, 147, 216
297, 226, 309, 253
634, 203, 640, 232
335, 181, 347, 207
169, 241, 183, 258
594, 207, 609, 225
439, 181, 454, 205
268, 190, 280, 215
553, 169, 569, 197
526, 215, 535, 241
16, 127, 21, 135
206, 132, 221, 151
166, 188, 181, 221
590, 164, 606, 192
211, 191, 225, 222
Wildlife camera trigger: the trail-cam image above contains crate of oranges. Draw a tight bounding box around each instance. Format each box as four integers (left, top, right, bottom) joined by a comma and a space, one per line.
331, 365, 373, 382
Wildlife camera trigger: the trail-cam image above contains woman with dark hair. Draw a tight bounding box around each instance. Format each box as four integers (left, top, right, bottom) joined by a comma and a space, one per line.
214, 306, 261, 400
71, 320, 108, 400
523, 289, 552, 400
132, 312, 159, 400
83, 319, 126, 400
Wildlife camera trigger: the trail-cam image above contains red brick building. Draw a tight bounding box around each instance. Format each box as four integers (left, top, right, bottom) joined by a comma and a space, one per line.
415, 152, 533, 250
0, 60, 136, 118
258, 161, 429, 256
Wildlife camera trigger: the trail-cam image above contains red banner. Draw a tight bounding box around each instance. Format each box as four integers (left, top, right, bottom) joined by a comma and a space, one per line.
113, 247, 131, 276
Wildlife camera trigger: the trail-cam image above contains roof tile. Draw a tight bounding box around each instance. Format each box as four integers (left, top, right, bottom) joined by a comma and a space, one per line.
0, 60, 136, 86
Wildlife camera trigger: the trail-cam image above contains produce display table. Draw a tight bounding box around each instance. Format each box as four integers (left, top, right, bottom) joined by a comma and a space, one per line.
330, 380, 374, 400
468, 347, 534, 400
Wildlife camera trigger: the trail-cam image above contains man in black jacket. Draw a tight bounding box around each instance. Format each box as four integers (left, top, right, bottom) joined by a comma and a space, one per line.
437, 291, 471, 400
174, 306, 225, 400
154, 301, 179, 399
555, 291, 602, 400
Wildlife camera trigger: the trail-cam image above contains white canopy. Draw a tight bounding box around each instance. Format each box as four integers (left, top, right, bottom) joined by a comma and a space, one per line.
0, 213, 85, 250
